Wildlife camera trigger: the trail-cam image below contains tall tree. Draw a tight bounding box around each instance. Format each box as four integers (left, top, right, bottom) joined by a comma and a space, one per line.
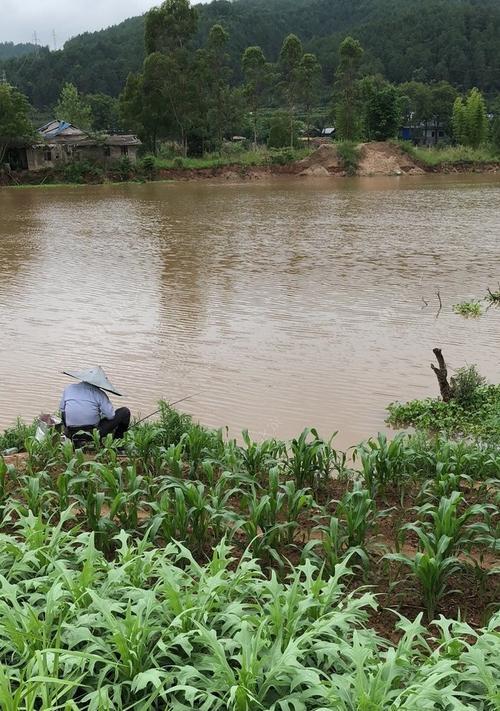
197, 24, 235, 150
335, 36, 364, 141
129, 0, 200, 154
144, 0, 198, 54
279, 34, 304, 148
464, 87, 488, 148
0, 83, 33, 164
452, 96, 467, 144
452, 87, 488, 147
242, 46, 272, 148
86, 93, 120, 133
398, 81, 432, 129
297, 53, 322, 142
54, 83, 93, 130
429, 81, 457, 145
360, 76, 401, 141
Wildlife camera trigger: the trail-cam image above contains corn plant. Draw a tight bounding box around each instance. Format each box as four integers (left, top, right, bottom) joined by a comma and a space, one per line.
303, 515, 368, 576
335, 483, 378, 549
151, 486, 190, 544
404, 491, 491, 557
238, 430, 285, 479
386, 534, 462, 619
125, 423, 161, 473
0, 515, 497, 710
18, 472, 52, 517
24, 431, 62, 475
286, 428, 324, 491
418, 465, 473, 502
182, 424, 215, 478
355, 432, 418, 498
160, 440, 185, 479
0, 457, 13, 513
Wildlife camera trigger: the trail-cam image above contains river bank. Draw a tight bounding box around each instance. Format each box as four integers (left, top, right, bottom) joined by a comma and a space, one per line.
1, 142, 499, 187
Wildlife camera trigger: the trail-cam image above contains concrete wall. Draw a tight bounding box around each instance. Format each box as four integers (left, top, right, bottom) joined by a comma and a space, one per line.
26, 144, 139, 172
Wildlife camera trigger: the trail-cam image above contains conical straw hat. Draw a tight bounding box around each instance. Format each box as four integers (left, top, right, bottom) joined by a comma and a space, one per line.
63, 366, 123, 396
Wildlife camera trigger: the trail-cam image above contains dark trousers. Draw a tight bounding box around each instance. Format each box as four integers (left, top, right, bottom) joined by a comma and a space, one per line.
66, 407, 131, 442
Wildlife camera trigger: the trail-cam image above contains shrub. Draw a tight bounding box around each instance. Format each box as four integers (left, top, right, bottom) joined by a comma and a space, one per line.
140, 154, 156, 174
63, 160, 103, 183
172, 156, 184, 169
267, 112, 298, 149
0, 418, 36, 451
451, 364, 487, 408
336, 140, 361, 176
116, 156, 133, 180
269, 148, 297, 165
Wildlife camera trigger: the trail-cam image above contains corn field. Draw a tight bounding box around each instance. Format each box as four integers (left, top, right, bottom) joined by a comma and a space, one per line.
0, 404, 498, 709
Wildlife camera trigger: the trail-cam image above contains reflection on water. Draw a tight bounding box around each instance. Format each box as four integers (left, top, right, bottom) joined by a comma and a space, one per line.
0, 175, 499, 448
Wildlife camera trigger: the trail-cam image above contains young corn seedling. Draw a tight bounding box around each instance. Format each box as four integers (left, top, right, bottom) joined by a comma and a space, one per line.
408, 491, 491, 557
303, 514, 368, 576
281, 479, 314, 544
182, 424, 213, 478
335, 483, 378, 550
355, 432, 415, 499
386, 533, 461, 620
125, 423, 160, 473
18, 472, 53, 517
286, 428, 324, 491
24, 431, 62, 475
0, 457, 13, 513
239, 430, 285, 479
160, 440, 185, 479
151, 485, 190, 545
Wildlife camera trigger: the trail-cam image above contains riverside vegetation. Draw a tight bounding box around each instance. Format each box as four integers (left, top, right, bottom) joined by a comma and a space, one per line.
0, 400, 498, 709
3, 0, 500, 177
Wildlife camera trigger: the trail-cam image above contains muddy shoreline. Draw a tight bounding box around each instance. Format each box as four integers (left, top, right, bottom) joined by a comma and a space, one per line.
1, 141, 499, 188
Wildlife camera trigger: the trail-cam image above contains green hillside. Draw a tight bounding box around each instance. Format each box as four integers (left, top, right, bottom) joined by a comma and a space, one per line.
0, 41, 40, 61
1, 0, 499, 108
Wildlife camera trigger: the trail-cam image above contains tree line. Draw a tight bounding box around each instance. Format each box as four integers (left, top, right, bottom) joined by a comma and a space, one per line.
1, 0, 499, 110
1, 0, 499, 162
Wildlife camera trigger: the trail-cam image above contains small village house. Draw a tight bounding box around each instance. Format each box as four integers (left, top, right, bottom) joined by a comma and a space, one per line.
5, 120, 141, 171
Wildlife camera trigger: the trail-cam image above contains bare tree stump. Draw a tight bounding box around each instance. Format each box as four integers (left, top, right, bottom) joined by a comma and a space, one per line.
430, 348, 453, 402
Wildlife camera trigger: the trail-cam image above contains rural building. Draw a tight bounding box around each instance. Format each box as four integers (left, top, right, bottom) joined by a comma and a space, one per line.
5, 120, 141, 171
400, 121, 449, 146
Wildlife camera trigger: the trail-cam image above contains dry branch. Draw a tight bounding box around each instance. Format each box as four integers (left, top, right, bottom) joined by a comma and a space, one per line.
430, 348, 453, 402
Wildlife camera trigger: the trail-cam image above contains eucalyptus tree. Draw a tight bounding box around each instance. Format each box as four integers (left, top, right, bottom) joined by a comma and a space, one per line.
334, 36, 364, 140
242, 45, 272, 148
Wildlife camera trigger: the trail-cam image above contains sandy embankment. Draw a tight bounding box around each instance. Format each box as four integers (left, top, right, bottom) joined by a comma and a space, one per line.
296, 142, 425, 177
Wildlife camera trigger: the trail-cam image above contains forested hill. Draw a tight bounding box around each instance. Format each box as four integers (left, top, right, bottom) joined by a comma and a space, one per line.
2, 0, 499, 108
0, 42, 40, 60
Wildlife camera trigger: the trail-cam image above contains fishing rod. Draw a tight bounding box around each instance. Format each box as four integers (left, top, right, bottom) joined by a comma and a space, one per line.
131, 393, 199, 428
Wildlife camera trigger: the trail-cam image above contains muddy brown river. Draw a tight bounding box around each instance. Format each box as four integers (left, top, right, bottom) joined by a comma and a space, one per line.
0, 175, 499, 448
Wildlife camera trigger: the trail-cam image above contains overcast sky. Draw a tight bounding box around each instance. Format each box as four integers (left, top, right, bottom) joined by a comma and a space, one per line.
1, 0, 207, 47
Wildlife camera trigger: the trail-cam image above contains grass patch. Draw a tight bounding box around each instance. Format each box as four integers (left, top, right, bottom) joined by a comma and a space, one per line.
335, 140, 361, 176
453, 300, 483, 317
154, 147, 310, 170
395, 140, 500, 167
0, 418, 36, 451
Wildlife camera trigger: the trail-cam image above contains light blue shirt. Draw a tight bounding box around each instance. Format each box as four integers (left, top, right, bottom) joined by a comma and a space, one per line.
60, 382, 115, 427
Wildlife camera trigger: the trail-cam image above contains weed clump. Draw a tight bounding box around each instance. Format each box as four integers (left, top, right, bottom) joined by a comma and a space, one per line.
336, 140, 361, 176
450, 364, 487, 408
452, 300, 482, 317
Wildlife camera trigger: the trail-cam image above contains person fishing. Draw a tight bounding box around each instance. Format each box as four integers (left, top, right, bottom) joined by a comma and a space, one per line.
60, 366, 130, 443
